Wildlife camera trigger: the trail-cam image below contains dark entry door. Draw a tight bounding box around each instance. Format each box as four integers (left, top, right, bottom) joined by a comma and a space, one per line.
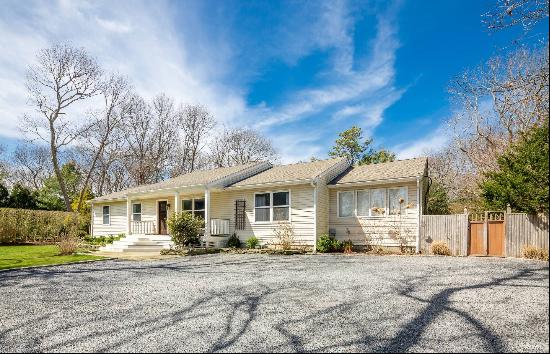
158, 201, 168, 234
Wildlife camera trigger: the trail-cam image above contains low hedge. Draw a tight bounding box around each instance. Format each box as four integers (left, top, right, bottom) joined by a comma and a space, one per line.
0, 208, 89, 244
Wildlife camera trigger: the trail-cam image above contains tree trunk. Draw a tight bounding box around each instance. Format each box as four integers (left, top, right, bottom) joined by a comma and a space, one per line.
50, 120, 72, 211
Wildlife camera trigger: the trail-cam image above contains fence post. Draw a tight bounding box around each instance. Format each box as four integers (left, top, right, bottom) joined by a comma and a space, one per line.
483, 211, 489, 255
506, 203, 511, 214
463, 209, 469, 256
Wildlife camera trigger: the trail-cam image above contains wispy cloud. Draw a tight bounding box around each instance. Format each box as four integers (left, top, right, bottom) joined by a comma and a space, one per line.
0, 0, 405, 163
393, 125, 450, 159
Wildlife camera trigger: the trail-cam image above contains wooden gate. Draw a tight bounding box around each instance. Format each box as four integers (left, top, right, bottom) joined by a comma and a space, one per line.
468, 211, 505, 257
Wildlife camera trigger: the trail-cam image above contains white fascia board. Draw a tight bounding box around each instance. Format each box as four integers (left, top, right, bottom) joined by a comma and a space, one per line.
328, 176, 420, 188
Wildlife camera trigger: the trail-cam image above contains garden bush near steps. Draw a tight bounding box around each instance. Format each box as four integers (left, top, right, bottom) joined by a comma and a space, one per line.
227, 233, 241, 248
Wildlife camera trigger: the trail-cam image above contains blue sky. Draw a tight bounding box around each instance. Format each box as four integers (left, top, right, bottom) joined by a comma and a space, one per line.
0, 0, 547, 162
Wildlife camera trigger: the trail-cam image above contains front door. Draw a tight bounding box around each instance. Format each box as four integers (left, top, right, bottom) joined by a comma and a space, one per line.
158, 201, 168, 234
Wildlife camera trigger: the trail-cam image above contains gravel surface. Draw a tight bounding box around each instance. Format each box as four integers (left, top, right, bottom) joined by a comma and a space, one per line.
0, 254, 548, 353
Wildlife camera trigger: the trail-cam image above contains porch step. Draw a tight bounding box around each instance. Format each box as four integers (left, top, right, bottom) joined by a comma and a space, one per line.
99, 234, 173, 253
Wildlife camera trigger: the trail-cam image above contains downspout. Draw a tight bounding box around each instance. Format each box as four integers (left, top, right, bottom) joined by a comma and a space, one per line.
416, 176, 421, 254
311, 179, 317, 253
90, 201, 94, 237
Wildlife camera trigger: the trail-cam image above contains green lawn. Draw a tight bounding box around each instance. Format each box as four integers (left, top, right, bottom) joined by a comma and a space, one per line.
0, 245, 104, 270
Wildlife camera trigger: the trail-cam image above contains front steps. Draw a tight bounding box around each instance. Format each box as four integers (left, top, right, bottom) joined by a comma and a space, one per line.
99, 234, 173, 253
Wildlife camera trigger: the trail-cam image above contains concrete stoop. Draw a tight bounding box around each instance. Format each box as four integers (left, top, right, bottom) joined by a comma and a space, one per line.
99, 234, 173, 253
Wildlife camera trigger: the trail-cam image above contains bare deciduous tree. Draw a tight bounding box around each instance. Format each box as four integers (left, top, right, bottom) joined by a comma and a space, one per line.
24, 43, 102, 210
483, 0, 549, 33
10, 144, 52, 189
448, 46, 549, 174
121, 94, 177, 185
171, 104, 215, 175
210, 127, 278, 167
75, 75, 132, 211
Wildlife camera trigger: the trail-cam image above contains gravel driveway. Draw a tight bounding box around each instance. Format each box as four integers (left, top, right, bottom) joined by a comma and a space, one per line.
0, 254, 548, 353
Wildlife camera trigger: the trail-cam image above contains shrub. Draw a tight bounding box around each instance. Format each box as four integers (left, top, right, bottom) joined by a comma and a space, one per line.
317, 234, 343, 253
246, 236, 259, 249
83, 234, 122, 246
57, 236, 80, 255
343, 239, 354, 254
273, 222, 295, 250
521, 245, 549, 261
0, 208, 88, 244
227, 233, 241, 248
431, 241, 452, 256
167, 212, 203, 248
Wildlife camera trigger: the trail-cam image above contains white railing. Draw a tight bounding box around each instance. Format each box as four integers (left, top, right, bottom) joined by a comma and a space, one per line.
211, 218, 230, 236
132, 221, 156, 235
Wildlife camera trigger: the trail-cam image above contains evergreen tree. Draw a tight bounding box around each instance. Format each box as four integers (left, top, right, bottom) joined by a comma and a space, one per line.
481, 121, 549, 214
329, 126, 396, 165
0, 183, 9, 207
8, 184, 38, 209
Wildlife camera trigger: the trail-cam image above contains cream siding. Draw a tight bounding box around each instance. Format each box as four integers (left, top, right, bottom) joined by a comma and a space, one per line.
210, 184, 315, 246
329, 181, 419, 247
316, 183, 329, 236
92, 201, 127, 236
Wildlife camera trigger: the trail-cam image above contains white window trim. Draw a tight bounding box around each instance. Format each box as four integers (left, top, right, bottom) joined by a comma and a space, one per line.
181, 197, 205, 218
337, 190, 355, 218
102, 205, 110, 225
388, 186, 409, 216
132, 203, 142, 222
253, 190, 291, 224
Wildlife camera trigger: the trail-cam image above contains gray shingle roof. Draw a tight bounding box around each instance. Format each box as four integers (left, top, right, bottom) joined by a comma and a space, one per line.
92, 162, 267, 202
229, 157, 347, 188
329, 157, 427, 185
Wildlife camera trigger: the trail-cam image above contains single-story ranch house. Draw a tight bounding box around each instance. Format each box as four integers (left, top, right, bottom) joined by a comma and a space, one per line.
90, 157, 428, 252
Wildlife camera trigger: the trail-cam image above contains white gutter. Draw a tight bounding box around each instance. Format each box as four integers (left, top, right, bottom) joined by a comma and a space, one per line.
310, 179, 318, 253
416, 176, 421, 254
328, 176, 419, 188
90, 201, 94, 237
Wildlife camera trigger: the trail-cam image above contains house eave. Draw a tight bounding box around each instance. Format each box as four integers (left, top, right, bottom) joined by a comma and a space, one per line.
328, 175, 420, 188
225, 179, 314, 190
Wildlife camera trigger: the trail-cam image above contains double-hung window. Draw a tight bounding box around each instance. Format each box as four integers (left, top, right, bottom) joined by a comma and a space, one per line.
388, 187, 407, 215
338, 191, 354, 217
182, 198, 205, 220
254, 191, 290, 222
102, 206, 110, 225
132, 203, 142, 222
356, 190, 370, 217
370, 188, 386, 216
273, 192, 290, 221
254, 193, 271, 222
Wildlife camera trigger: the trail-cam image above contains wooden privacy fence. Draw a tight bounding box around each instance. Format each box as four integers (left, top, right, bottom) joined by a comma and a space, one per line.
420, 214, 468, 256
505, 213, 549, 258
421, 212, 549, 257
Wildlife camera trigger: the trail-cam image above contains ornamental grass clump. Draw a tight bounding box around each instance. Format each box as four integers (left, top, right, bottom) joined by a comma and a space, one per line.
246, 236, 259, 249
430, 241, 452, 256
57, 236, 80, 255
521, 245, 549, 261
